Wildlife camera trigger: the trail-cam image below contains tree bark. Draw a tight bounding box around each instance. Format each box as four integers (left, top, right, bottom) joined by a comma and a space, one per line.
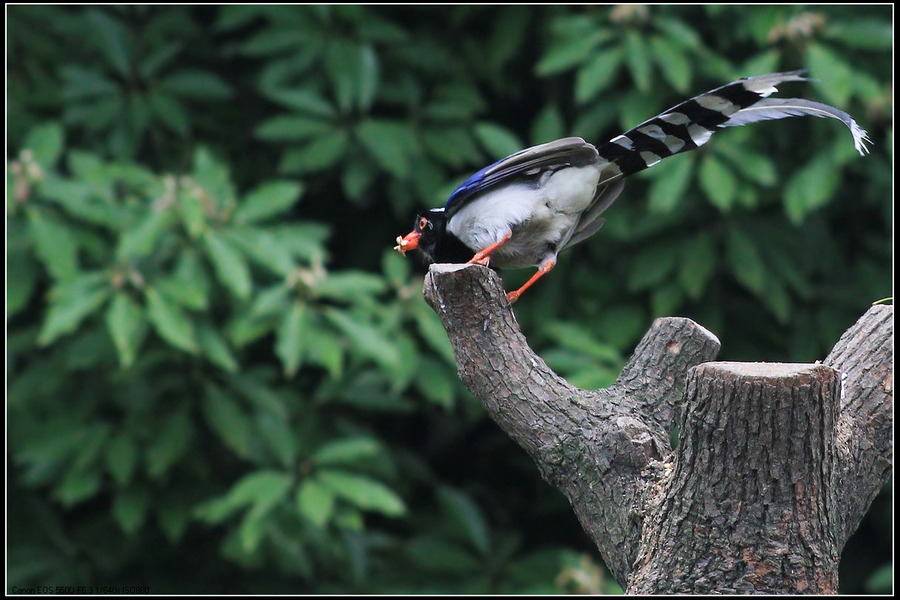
423, 263, 892, 594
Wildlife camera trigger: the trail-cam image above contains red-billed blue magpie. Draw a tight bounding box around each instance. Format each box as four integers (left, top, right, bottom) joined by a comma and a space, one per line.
394, 72, 870, 303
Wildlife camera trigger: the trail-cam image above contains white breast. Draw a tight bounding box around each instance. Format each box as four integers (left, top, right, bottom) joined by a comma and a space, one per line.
447, 165, 602, 269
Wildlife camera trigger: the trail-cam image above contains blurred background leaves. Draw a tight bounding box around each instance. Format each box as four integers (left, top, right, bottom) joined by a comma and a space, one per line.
7, 5, 891, 594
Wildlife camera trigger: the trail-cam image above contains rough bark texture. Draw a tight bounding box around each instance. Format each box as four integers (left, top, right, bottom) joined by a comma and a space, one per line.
423, 264, 892, 594
631, 363, 840, 594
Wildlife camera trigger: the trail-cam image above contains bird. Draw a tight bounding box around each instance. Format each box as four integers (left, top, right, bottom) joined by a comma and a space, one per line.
393, 71, 870, 303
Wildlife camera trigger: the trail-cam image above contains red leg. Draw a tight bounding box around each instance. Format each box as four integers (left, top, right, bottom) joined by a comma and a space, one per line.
507, 257, 556, 303
467, 231, 512, 265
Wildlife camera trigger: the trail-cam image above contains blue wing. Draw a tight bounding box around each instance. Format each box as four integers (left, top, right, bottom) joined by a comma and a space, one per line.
444, 137, 600, 213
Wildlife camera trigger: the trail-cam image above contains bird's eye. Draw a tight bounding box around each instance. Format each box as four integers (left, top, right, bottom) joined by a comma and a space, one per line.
418, 217, 430, 230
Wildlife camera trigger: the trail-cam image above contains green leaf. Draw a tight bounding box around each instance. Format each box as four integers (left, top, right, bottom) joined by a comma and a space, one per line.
138, 41, 183, 78
317, 470, 406, 517
296, 479, 335, 527
159, 70, 233, 100
414, 357, 455, 409
144, 286, 199, 354
535, 30, 610, 76
646, 155, 694, 213
726, 225, 766, 296
825, 19, 893, 50
357, 44, 379, 111
625, 30, 653, 93
203, 230, 252, 300
196, 470, 293, 524
105, 431, 138, 487
807, 43, 853, 108
105, 291, 146, 367
279, 130, 348, 174
7, 247, 37, 318
313, 438, 381, 466
474, 122, 523, 159
740, 50, 782, 79
226, 227, 296, 277
178, 185, 207, 238
148, 91, 190, 136
145, 408, 194, 479
654, 16, 703, 50
27, 206, 79, 282
202, 384, 252, 459
437, 487, 491, 555
382, 250, 411, 288
333, 506, 364, 532
341, 158, 377, 201
250, 284, 291, 318
117, 208, 171, 259
699, 155, 738, 211
157, 251, 210, 311
112, 487, 151, 535
255, 115, 333, 142
324, 40, 378, 113
234, 181, 303, 224
651, 280, 684, 317
530, 103, 566, 145
783, 154, 839, 224
38, 273, 110, 346
256, 411, 296, 468
543, 321, 622, 363
715, 140, 777, 187
596, 305, 646, 350
157, 503, 191, 544
305, 325, 344, 379
60, 65, 119, 101
316, 271, 387, 301
54, 467, 102, 507
356, 120, 415, 178
276, 301, 309, 378
406, 537, 479, 573
325, 309, 402, 374
87, 9, 131, 78
761, 274, 791, 323
23, 122, 65, 169
413, 303, 455, 364
865, 563, 893, 593
649, 35, 691, 93
422, 127, 480, 168
575, 47, 625, 104
192, 146, 236, 208
265, 88, 337, 118
197, 322, 239, 373
273, 222, 330, 261
627, 244, 677, 292
678, 233, 717, 300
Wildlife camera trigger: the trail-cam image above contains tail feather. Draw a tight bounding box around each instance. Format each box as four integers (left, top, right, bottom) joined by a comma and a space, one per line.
721, 98, 871, 156
594, 71, 870, 185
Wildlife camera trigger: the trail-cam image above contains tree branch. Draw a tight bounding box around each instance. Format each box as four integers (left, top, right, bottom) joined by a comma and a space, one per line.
824, 304, 893, 548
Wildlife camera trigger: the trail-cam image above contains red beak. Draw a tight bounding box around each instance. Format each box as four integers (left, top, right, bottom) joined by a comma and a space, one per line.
394, 231, 420, 256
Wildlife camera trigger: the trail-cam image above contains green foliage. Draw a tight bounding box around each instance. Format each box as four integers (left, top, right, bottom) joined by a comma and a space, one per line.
8, 5, 891, 595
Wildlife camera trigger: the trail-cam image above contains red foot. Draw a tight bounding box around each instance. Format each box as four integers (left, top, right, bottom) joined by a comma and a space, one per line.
467, 232, 512, 265
506, 258, 557, 304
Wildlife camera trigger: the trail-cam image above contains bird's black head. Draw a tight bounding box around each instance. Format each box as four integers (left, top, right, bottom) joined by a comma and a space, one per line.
394, 208, 472, 264
394, 208, 447, 263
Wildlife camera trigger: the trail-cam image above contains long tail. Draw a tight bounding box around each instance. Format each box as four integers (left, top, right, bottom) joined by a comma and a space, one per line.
594, 71, 870, 185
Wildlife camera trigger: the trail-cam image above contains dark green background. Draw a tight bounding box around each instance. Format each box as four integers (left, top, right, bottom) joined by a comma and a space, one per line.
7, 5, 892, 594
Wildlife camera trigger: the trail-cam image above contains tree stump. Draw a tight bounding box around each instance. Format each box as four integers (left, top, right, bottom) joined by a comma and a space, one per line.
423, 263, 892, 594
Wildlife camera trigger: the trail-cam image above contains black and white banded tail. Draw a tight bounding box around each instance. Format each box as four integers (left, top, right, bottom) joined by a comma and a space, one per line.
595, 71, 870, 186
